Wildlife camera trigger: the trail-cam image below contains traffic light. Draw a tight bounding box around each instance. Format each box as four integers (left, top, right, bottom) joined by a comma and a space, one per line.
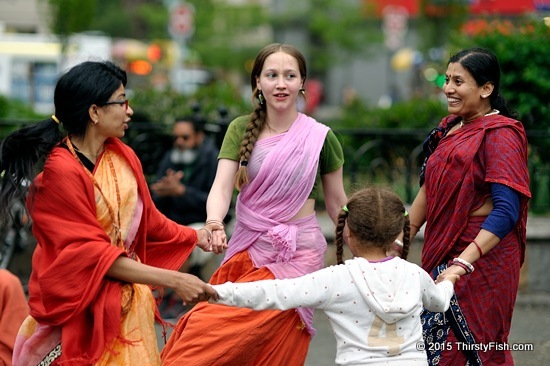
128, 60, 153, 76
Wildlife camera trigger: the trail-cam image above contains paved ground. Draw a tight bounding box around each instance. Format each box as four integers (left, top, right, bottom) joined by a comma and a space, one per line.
156, 268, 550, 366
155, 213, 550, 365
301, 293, 550, 366
9, 212, 549, 365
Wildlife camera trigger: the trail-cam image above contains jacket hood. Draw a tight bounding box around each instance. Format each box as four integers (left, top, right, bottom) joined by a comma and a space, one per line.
345, 257, 419, 324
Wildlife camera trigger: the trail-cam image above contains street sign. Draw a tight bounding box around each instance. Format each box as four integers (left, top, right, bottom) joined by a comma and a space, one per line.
169, 2, 195, 40
382, 5, 409, 51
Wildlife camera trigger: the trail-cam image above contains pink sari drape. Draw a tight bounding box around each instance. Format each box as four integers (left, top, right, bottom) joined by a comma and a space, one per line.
222, 112, 329, 333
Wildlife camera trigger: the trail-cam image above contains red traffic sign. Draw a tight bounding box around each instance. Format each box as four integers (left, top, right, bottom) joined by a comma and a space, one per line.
169, 3, 195, 39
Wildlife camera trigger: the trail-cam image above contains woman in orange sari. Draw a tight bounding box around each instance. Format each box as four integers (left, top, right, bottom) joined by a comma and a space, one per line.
0, 61, 217, 365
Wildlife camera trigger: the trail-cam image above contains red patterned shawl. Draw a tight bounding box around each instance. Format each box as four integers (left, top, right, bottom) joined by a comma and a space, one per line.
421, 114, 531, 272
26, 138, 196, 364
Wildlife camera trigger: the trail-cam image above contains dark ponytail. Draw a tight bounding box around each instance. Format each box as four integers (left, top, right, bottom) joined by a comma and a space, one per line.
0, 60, 127, 220
0, 117, 62, 219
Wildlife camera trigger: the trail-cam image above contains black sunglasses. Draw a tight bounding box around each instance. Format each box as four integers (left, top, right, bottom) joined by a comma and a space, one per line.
174, 134, 192, 141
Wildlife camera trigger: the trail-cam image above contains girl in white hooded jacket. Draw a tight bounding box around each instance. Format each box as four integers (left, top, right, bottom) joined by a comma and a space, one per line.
209, 186, 459, 365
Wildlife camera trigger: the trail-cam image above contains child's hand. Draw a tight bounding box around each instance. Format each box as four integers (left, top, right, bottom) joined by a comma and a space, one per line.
436, 272, 460, 284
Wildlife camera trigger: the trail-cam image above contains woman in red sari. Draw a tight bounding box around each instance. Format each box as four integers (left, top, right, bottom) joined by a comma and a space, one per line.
409, 48, 531, 365
0, 61, 217, 365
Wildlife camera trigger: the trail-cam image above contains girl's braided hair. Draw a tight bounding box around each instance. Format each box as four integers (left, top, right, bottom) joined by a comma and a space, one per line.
335, 186, 411, 264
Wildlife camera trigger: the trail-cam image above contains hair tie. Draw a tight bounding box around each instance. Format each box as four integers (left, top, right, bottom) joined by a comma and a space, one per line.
342, 205, 349, 213
404, 210, 409, 217
51, 115, 61, 124
240, 160, 248, 167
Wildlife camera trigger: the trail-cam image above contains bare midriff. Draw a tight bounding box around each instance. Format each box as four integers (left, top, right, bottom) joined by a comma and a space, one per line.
470, 196, 493, 216
291, 199, 316, 220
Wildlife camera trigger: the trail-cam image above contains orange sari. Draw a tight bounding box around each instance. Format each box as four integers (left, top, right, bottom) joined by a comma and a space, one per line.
161, 251, 311, 366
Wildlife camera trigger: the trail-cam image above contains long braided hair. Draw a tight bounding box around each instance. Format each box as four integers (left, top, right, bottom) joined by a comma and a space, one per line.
335, 186, 411, 264
234, 43, 307, 190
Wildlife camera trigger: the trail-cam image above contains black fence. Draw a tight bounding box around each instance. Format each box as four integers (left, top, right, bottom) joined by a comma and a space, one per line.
1, 118, 549, 212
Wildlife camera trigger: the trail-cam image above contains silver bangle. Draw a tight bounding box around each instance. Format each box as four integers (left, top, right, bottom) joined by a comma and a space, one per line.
198, 227, 212, 242
453, 257, 474, 273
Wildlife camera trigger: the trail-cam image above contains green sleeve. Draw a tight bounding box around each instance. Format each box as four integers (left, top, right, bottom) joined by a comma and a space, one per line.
319, 129, 345, 174
218, 115, 249, 161
309, 129, 344, 199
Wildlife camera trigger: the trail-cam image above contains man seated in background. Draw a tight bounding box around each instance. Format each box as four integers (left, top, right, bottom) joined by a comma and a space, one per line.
151, 115, 220, 318
152, 115, 218, 229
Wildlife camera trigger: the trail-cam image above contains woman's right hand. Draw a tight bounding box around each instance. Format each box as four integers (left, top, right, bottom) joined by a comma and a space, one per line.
174, 273, 218, 305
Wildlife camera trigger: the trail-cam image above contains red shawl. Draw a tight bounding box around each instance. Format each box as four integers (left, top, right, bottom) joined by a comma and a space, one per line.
421, 114, 531, 272
26, 138, 196, 364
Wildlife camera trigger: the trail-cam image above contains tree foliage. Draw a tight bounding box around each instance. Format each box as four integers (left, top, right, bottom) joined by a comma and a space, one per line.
43, 0, 96, 52
90, 0, 169, 40
182, 0, 269, 72
271, 0, 382, 76
450, 18, 550, 161
416, 0, 469, 51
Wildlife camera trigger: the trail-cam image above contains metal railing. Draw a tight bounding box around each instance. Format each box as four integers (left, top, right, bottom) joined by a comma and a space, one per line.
1, 118, 549, 211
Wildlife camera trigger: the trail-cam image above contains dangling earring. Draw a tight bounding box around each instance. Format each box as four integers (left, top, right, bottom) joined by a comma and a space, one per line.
258, 90, 265, 105
300, 88, 305, 95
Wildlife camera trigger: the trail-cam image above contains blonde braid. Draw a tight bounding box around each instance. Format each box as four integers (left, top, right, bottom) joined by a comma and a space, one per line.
234, 106, 266, 190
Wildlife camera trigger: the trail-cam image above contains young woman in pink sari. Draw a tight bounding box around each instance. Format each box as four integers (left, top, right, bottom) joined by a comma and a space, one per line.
409, 48, 531, 365
0, 61, 217, 365
161, 43, 348, 365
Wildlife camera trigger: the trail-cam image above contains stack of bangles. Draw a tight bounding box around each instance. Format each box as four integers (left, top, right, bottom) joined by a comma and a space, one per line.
391, 239, 404, 256
205, 218, 225, 229
449, 257, 474, 274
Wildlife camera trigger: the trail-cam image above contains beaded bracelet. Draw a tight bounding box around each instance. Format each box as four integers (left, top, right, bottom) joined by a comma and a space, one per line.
452, 257, 474, 274
472, 239, 483, 257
